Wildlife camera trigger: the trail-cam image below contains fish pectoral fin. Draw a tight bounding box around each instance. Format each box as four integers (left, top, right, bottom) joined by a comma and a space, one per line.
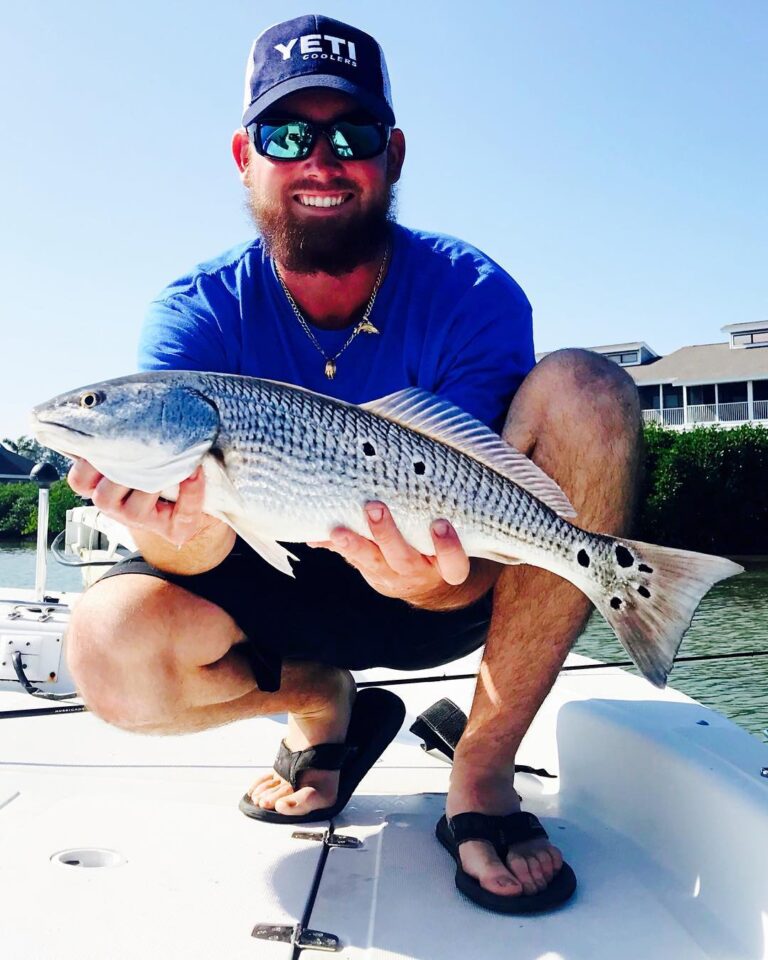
360, 388, 576, 520
222, 514, 300, 577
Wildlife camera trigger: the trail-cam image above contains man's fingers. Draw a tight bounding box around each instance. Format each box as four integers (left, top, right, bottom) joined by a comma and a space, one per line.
329, 526, 385, 571
91, 476, 134, 513
365, 502, 423, 575
120, 490, 162, 527
167, 468, 206, 545
431, 519, 471, 585
67, 458, 103, 497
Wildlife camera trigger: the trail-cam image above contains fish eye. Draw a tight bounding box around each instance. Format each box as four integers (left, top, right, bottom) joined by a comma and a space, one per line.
79, 391, 104, 409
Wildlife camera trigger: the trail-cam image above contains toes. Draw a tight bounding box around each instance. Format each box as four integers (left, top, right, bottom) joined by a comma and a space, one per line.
458, 841, 523, 898
505, 843, 563, 893
274, 786, 323, 816
257, 781, 293, 809
248, 773, 281, 803
505, 853, 540, 895
247, 772, 276, 797
479, 866, 524, 896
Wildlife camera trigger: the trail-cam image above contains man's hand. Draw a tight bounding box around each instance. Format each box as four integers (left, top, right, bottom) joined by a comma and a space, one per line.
68, 458, 210, 548
308, 501, 476, 609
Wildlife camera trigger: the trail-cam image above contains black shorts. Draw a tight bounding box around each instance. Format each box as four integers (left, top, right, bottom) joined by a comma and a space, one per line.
98, 538, 491, 692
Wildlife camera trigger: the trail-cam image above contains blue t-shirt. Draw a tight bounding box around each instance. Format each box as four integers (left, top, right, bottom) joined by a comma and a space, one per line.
138, 224, 535, 433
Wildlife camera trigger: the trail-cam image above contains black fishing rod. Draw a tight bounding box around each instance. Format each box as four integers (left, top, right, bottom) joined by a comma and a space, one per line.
3, 648, 767, 718
357, 647, 768, 688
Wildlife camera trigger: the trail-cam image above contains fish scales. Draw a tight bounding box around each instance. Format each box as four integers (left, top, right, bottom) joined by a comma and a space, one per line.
208, 374, 566, 563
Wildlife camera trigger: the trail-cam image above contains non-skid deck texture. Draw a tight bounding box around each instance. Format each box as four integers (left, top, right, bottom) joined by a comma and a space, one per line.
1, 653, 766, 959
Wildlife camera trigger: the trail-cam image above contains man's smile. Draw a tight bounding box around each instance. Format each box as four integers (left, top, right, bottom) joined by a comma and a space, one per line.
293, 192, 354, 209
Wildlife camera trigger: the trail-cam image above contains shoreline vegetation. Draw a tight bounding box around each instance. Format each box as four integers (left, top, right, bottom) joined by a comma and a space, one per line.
0, 424, 766, 554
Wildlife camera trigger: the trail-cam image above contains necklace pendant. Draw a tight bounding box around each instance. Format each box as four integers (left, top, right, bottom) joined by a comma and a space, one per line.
357, 320, 379, 335
324, 359, 337, 380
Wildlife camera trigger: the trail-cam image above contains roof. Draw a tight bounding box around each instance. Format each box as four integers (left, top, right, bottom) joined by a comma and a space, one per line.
590, 341, 658, 357
722, 320, 768, 334
0, 445, 36, 480
624, 342, 768, 386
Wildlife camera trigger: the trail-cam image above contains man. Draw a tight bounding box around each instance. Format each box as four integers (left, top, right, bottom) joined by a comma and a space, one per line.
66, 15, 641, 913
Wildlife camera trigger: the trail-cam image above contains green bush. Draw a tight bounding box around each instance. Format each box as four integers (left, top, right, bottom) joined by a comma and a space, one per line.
0, 480, 82, 539
636, 423, 768, 554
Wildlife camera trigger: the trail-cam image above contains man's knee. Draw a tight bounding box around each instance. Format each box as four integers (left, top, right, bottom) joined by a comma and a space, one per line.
66, 576, 210, 730
534, 348, 640, 418
507, 348, 641, 448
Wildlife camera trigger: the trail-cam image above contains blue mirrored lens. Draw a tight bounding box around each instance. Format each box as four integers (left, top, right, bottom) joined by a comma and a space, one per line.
259, 121, 314, 159
329, 122, 386, 159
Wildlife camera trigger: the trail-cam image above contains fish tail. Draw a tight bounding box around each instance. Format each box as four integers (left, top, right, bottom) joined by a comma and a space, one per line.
581, 538, 743, 688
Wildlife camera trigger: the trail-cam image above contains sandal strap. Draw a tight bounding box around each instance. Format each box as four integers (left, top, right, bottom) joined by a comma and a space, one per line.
447, 811, 549, 858
274, 740, 357, 789
496, 811, 549, 846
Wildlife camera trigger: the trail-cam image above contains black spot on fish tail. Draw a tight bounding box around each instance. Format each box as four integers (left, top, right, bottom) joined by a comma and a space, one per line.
363, 441, 376, 457
610, 596, 622, 610
637, 586, 651, 598
577, 549, 590, 568
615, 545, 634, 568
638, 563, 653, 573
413, 460, 426, 475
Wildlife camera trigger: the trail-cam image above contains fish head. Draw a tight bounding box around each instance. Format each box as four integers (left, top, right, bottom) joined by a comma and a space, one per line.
30, 372, 221, 493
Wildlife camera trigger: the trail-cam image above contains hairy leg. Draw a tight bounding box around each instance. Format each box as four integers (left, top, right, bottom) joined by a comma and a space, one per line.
66, 573, 355, 815
447, 348, 642, 897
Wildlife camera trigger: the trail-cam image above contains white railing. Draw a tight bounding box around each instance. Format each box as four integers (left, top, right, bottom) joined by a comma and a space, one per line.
642, 401, 762, 428
717, 401, 750, 421
687, 403, 717, 423
641, 408, 684, 426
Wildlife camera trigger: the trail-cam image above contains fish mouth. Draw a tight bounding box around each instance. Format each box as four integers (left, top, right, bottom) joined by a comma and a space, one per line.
34, 419, 93, 439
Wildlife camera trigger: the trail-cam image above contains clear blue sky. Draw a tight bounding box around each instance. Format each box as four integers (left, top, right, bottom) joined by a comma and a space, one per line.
2, 0, 766, 440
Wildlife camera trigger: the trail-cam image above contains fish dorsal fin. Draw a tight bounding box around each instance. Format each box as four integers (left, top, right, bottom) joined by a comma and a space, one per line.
361, 388, 577, 519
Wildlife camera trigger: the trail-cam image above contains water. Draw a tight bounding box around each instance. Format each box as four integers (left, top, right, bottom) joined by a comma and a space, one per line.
575, 561, 768, 739
0, 539, 84, 593
0, 541, 765, 740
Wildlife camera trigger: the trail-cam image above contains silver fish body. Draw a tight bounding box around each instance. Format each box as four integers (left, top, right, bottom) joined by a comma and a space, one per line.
31, 371, 743, 687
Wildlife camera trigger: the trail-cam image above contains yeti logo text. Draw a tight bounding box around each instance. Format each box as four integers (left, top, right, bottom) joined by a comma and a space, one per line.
274, 35, 358, 66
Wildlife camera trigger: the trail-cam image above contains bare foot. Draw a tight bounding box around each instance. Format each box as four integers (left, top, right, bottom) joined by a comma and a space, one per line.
247, 668, 355, 817
446, 765, 563, 898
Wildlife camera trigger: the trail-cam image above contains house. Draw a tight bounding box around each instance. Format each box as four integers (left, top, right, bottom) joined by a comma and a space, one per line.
0, 445, 36, 483
560, 322, 768, 429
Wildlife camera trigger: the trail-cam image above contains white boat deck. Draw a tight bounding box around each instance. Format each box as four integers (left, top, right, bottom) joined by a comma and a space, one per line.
1, 587, 767, 958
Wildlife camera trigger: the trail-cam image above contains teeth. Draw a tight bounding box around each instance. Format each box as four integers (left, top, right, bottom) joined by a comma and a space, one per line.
298, 195, 348, 207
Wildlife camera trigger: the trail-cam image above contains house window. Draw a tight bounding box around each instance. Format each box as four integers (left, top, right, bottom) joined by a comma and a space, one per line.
718, 382, 748, 403
687, 384, 716, 406
732, 330, 768, 347
662, 385, 683, 409
753, 380, 768, 402
604, 351, 639, 365
637, 385, 660, 410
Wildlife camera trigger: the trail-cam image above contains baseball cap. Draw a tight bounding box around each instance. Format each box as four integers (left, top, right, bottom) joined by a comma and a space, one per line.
242, 15, 395, 128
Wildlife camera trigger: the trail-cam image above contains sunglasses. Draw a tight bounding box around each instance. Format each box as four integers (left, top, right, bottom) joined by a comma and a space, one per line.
248, 117, 390, 162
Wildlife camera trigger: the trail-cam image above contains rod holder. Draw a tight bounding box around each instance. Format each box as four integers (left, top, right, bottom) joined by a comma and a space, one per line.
30, 462, 60, 601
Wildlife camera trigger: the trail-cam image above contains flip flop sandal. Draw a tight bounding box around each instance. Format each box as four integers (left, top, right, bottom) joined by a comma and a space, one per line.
239, 686, 405, 824
436, 811, 577, 913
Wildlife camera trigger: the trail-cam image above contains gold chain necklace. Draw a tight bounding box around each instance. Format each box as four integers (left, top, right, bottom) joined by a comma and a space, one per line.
275, 242, 390, 380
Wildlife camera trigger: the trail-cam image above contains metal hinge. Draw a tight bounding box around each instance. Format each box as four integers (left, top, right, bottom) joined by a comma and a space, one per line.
251, 923, 340, 952
291, 829, 362, 849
